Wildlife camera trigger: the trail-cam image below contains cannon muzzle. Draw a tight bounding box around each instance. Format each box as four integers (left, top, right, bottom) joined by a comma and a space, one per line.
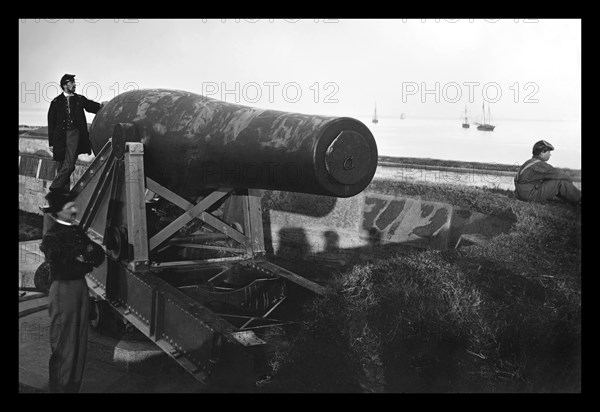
89, 89, 377, 199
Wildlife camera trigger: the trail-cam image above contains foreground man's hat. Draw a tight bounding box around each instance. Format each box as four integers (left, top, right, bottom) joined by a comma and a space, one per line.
533, 140, 554, 152
45, 191, 76, 213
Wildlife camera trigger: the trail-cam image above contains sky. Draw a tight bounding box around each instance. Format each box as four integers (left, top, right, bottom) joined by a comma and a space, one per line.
19, 18, 581, 125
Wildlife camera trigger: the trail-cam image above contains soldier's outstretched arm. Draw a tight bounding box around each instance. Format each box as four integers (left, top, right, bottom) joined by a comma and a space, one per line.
82, 95, 102, 114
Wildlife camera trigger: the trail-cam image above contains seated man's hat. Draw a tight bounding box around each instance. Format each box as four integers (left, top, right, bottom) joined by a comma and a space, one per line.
533, 140, 554, 152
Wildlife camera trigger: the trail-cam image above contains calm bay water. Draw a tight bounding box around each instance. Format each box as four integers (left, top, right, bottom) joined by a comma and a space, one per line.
20, 108, 581, 171
357, 116, 581, 171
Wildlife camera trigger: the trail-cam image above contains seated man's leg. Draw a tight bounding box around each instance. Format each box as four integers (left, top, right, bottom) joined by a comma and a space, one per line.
556, 180, 582, 204
535, 179, 581, 204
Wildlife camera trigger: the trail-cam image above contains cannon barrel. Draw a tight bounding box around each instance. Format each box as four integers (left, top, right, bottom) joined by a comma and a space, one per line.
89, 89, 377, 199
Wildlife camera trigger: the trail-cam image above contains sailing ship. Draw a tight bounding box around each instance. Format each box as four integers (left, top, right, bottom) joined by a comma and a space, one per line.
477, 101, 495, 131
400, 113, 405, 120
372, 102, 378, 124
462, 105, 470, 128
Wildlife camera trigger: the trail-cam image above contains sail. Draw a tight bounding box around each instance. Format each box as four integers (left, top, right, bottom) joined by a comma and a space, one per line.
462, 105, 470, 128
477, 101, 495, 131
482, 101, 486, 124
372, 102, 378, 123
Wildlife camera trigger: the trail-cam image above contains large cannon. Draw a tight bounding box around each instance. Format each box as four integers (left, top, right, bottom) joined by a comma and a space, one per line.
59, 88, 377, 387
90, 89, 377, 199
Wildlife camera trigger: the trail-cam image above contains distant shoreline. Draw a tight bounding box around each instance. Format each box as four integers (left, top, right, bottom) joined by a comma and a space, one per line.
18, 125, 581, 180
378, 155, 581, 181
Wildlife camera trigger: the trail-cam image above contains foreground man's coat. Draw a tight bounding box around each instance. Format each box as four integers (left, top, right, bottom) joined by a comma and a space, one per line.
40, 221, 104, 392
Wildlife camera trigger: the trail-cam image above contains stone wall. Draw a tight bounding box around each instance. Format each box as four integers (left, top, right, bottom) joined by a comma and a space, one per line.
18, 134, 516, 262
262, 187, 516, 262
18, 154, 88, 213
18, 154, 515, 264
19, 136, 52, 156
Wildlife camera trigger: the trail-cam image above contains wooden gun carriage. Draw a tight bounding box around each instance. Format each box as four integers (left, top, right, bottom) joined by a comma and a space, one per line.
45, 88, 377, 385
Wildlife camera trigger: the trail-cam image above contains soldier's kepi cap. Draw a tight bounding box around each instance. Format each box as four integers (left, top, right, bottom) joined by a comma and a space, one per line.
60, 73, 76, 86
533, 140, 554, 152
45, 190, 76, 213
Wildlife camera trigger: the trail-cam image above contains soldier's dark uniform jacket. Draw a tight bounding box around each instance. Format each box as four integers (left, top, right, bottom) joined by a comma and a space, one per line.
40, 223, 105, 281
47, 93, 102, 162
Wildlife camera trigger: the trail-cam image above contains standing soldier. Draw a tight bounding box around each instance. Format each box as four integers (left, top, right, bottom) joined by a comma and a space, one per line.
514, 140, 581, 206
45, 74, 104, 203
40, 191, 105, 392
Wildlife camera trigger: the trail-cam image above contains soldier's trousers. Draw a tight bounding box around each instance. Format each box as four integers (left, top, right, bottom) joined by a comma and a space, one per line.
48, 278, 89, 393
49, 129, 79, 192
516, 179, 581, 204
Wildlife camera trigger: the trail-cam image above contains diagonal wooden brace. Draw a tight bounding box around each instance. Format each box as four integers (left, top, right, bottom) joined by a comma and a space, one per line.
145, 178, 253, 252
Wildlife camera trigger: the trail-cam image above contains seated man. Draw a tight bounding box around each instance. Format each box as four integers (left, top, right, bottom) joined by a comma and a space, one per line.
514, 140, 581, 205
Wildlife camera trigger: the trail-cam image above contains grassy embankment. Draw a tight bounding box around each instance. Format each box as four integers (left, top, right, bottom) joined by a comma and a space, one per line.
18, 173, 581, 393
379, 156, 582, 181
258, 180, 581, 393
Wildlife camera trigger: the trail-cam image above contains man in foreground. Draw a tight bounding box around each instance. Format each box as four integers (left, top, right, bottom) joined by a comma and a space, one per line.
39, 191, 105, 392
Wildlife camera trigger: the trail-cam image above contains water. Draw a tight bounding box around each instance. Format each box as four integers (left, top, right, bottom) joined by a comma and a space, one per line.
358, 116, 581, 170
19, 108, 581, 170
20, 108, 96, 128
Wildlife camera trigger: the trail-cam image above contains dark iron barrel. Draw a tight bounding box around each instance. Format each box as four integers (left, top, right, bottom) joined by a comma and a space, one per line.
89, 89, 378, 199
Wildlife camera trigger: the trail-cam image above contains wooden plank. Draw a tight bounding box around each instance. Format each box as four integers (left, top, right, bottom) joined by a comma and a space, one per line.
175, 243, 246, 254
198, 212, 250, 248
80, 156, 115, 231
254, 261, 329, 296
148, 190, 231, 251
246, 189, 265, 254
19, 304, 48, 318
72, 141, 113, 196
147, 178, 251, 251
455, 233, 490, 248
146, 178, 194, 211
124, 143, 149, 262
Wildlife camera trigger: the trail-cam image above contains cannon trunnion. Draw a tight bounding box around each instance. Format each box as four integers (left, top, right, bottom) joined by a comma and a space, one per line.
57, 89, 377, 386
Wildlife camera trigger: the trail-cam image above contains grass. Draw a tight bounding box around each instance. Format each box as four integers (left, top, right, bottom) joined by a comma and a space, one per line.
18, 178, 581, 392
257, 181, 581, 393
19, 210, 43, 241
378, 155, 582, 181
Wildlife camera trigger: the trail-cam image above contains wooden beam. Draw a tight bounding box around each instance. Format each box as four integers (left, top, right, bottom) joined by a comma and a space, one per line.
124, 143, 149, 263
146, 178, 194, 210
80, 155, 115, 231
252, 261, 330, 296
198, 212, 251, 248
148, 190, 231, 251
146, 178, 251, 252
